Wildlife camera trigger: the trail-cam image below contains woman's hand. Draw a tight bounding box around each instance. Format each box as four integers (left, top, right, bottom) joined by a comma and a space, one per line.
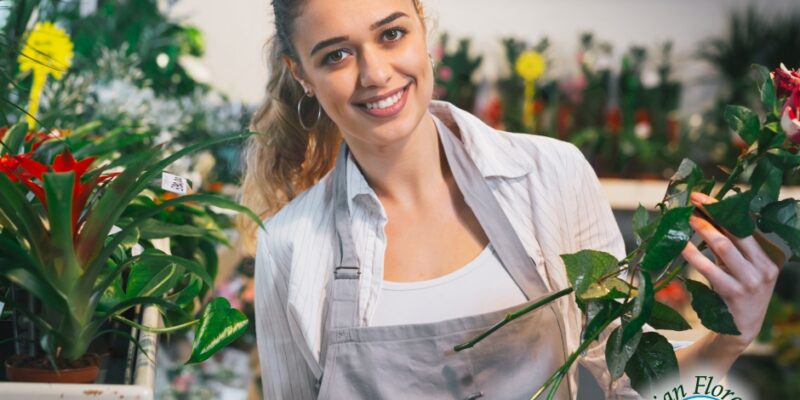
680, 191, 781, 354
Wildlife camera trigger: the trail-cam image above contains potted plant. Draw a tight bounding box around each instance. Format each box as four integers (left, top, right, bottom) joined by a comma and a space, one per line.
0, 120, 260, 389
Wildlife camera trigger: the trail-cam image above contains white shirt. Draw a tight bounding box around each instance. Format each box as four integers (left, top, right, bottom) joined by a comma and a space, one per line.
255, 100, 642, 399
371, 244, 529, 327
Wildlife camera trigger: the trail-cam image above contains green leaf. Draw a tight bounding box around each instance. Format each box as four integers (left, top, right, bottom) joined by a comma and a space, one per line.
632, 205, 654, 245
126, 259, 183, 299
758, 199, 800, 258
606, 326, 642, 380
77, 150, 154, 265
0, 229, 42, 272
724, 105, 760, 145
749, 157, 783, 213
625, 332, 679, 397
641, 206, 694, 271
100, 296, 191, 321
758, 126, 786, 152
685, 279, 740, 335
752, 64, 777, 116
93, 249, 214, 303
582, 300, 622, 343
0, 174, 48, 266
187, 297, 249, 364
665, 159, 711, 208
169, 276, 204, 308
647, 301, 691, 331
0, 122, 28, 155
623, 272, 654, 344
581, 277, 631, 300
0, 267, 69, 313
43, 172, 80, 283
137, 218, 208, 240
561, 250, 619, 297
85, 193, 257, 297
703, 191, 756, 238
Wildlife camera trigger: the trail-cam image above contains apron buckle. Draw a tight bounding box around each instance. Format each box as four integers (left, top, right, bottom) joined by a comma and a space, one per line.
334, 266, 360, 279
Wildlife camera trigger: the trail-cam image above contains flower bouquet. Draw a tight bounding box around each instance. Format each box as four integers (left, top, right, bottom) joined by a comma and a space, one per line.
454, 64, 800, 398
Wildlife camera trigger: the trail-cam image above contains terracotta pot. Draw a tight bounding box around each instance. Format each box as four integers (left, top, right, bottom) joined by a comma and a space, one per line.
5, 353, 100, 383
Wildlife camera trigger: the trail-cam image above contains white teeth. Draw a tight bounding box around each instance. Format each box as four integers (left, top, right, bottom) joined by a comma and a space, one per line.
365, 89, 403, 110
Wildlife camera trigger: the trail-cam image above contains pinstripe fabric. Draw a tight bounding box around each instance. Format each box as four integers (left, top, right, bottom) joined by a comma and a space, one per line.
255, 100, 642, 399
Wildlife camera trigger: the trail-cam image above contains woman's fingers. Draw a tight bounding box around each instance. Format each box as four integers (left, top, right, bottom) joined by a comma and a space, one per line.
689, 214, 759, 288
681, 241, 742, 297
689, 192, 780, 278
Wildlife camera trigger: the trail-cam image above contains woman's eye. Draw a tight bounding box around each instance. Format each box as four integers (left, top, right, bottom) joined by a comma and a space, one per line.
323, 49, 350, 65
382, 28, 406, 42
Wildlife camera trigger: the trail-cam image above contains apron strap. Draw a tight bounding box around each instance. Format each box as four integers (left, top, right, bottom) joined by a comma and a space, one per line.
329, 141, 362, 331
434, 116, 550, 300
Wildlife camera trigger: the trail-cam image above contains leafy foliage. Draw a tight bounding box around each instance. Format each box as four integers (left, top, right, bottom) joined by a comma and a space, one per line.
455, 63, 799, 399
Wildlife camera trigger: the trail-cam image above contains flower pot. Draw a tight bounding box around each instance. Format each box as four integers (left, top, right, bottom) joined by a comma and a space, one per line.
0, 306, 159, 400
5, 353, 101, 383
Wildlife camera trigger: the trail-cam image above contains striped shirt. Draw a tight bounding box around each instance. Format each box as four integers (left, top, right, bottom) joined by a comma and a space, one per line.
255, 100, 642, 399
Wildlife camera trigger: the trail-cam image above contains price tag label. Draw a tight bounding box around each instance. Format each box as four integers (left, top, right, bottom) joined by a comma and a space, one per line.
162, 172, 190, 195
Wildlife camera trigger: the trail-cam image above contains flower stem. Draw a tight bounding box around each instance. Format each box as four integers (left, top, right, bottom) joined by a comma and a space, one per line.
715, 162, 744, 200
454, 287, 574, 352
529, 302, 629, 400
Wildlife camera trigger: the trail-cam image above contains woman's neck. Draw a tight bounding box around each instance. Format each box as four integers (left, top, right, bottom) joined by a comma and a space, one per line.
345, 112, 450, 208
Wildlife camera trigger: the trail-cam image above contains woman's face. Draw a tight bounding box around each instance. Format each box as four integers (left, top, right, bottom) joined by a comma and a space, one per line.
289, 0, 433, 148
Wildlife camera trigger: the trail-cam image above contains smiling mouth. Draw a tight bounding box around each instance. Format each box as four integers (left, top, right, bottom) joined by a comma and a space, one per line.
353, 82, 412, 114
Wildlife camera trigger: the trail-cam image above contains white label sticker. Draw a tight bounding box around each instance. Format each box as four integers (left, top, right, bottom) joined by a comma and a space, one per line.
161, 172, 190, 195
0, 301, 5, 316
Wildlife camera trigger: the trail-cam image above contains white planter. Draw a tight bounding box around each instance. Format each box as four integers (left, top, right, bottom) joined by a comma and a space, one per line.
0, 305, 161, 399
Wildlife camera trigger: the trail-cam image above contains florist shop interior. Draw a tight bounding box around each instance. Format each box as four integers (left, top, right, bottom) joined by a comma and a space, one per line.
1, 0, 800, 399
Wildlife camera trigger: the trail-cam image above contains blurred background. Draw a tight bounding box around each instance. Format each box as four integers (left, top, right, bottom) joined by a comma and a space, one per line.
1, 0, 800, 399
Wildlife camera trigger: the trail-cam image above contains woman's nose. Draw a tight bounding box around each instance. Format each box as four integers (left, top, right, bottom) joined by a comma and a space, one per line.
358, 48, 391, 88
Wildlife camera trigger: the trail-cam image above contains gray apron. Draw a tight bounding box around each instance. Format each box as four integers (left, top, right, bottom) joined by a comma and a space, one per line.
316, 116, 572, 400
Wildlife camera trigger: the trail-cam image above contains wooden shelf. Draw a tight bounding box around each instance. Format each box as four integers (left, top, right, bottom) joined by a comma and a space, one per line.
599, 178, 800, 210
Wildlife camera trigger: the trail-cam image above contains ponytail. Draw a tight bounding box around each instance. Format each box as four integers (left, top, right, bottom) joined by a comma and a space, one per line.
237, 36, 340, 254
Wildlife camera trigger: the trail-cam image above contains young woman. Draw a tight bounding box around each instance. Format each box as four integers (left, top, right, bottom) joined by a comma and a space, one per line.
240, 0, 780, 398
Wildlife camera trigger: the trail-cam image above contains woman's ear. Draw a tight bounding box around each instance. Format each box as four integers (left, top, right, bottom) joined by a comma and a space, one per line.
283, 55, 312, 95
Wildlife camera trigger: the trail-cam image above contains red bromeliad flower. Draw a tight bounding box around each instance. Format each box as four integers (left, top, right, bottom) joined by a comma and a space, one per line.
773, 63, 800, 99
1, 149, 118, 236
0, 153, 21, 182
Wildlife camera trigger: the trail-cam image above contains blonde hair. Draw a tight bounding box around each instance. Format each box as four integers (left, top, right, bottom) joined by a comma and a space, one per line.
238, 0, 427, 253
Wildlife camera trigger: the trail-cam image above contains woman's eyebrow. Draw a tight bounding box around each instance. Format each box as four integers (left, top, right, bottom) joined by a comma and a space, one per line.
310, 36, 348, 57
309, 11, 409, 58
370, 11, 409, 30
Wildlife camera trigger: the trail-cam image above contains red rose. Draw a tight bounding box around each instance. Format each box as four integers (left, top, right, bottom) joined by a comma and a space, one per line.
773, 63, 800, 99
782, 90, 800, 144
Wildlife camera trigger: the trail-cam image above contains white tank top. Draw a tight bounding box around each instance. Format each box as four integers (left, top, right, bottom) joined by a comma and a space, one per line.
370, 244, 528, 327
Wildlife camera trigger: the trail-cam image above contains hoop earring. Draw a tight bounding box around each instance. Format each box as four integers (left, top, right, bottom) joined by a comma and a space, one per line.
297, 92, 321, 131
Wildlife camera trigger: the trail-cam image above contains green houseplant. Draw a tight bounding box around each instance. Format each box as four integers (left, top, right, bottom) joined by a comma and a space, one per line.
0, 120, 260, 383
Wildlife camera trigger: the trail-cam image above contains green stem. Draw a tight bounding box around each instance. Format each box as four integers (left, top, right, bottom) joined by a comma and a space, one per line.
112, 315, 198, 334
454, 287, 574, 352
715, 162, 744, 200
530, 303, 629, 400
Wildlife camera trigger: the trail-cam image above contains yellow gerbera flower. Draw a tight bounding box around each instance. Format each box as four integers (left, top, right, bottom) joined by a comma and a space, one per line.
18, 22, 74, 127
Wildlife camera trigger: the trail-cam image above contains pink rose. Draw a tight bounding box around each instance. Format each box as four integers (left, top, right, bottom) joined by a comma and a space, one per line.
781, 90, 800, 143
773, 63, 800, 99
